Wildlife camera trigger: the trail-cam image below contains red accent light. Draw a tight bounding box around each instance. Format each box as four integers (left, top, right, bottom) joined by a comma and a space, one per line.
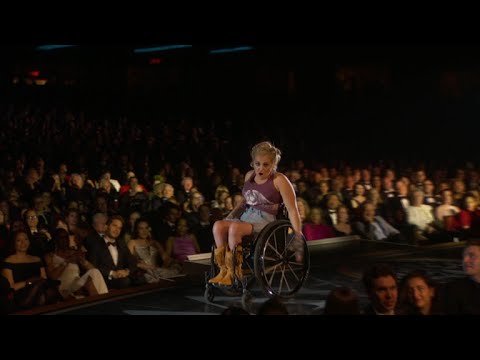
149, 58, 163, 65
29, 71, 40, 77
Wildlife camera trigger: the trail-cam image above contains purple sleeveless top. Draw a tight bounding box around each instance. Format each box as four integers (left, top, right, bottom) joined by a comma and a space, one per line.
173, 235, 197, 262
242, 172, 282, 215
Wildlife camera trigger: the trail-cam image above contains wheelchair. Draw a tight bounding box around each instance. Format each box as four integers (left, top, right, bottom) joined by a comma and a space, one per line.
204, 218, 310, 310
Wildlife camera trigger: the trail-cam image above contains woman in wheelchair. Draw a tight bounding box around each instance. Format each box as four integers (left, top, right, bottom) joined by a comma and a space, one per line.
208, 141, 303, 286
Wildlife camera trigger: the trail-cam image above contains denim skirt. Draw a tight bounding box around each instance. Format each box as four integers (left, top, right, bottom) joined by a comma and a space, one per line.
239, 206, 276, 234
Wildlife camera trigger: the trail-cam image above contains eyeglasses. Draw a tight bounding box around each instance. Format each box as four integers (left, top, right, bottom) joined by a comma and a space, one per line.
27, 215, 38, 220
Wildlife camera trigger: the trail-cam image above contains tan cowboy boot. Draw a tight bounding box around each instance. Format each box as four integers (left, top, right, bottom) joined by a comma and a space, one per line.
216, 248, 234, 286
208, 246, 228, 284
234, 245, 243, 280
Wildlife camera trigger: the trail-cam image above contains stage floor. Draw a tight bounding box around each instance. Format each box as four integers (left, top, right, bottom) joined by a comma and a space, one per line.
51, 240, 466, 315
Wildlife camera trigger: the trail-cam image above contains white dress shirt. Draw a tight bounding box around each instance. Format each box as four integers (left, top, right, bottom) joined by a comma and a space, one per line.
105, 237, 118, 266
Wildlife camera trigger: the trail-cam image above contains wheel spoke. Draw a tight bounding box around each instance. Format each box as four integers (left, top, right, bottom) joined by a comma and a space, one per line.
266, 242, 283, 258
265, 262, 282, 275
274, 231, 278, 254
288, 260, 304, 267
282, 266, 292, 292
266, 263, 282, 286
286, 263, 301, 282
263, 255, 279, 262
278, 267, 284, 294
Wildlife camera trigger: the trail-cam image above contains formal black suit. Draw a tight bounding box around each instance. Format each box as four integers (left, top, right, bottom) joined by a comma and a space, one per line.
444, 277, 480, 314
87, 238, 138, 289
84, 231, 104, 254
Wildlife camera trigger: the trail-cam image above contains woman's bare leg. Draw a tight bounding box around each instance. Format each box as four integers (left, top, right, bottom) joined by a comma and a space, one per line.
213, 220, 232, 248
84, 277, 99, 296
227, 222, 254, 250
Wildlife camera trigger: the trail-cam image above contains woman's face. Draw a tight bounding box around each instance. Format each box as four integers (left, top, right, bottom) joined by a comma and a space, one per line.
136, 221, 150, 240
129, 212, 141, 227
310, 209, 322, 224
176, 219, 188, 235
337, 207, 349, 222
191, 193, 204, 207
466, 196, 477, 211
253, 154, 274, 181
224, 197, 233, 211
67, 211, 79, 225
297, 200, 306, 219
354, 184, 365, 196
407, 277, 434, 313
15, 232, 30, 253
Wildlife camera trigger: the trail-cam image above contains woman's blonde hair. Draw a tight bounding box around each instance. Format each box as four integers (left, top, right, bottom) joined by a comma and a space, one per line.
250, 141, 282, 171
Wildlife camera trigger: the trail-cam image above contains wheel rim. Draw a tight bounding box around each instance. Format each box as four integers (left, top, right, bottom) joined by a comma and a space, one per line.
255, 221, 309, 298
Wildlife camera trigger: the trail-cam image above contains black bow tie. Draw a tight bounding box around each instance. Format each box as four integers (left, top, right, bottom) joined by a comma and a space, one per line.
107, 241, 116, 247
329, 210, 336, 214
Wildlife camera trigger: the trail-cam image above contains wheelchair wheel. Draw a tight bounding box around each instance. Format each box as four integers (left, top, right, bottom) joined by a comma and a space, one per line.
204, 284, 215, 302
254, 220, 309, 299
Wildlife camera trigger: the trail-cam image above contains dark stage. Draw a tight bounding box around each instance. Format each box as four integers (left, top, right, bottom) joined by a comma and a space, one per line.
47, 239, 465, 315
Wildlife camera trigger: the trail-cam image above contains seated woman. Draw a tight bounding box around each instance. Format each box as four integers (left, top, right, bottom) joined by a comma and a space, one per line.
458, 194, 480, 238
350, 183, 367, 212
44, 228, 108, 299
333, 205, 353, 236
209, 141, 303, 286
128, 218, 180, 282
1, 231, 60, 309
398, 269, 442, 315
435, 189, 461, 229
302, 207, 335, 241
166, 218, 200, 267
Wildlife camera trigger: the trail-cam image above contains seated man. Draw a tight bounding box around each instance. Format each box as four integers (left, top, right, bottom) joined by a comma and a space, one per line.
353, 201, 405, 242
362, 263, 399, 315
407, 190, 449, 243
444, 239, 480, 314
87, 215, 139, 289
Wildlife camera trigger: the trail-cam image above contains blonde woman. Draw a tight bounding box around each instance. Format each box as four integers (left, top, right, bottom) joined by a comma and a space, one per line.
209, 141, 303, 286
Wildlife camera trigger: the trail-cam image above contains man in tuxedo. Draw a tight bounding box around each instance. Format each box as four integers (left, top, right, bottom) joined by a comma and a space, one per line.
87, 215, 138, 289
323, 193, 341, 226
362, 263, 399, 315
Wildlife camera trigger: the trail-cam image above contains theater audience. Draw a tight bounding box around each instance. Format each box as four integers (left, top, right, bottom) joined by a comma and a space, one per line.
1, 103, 480, 314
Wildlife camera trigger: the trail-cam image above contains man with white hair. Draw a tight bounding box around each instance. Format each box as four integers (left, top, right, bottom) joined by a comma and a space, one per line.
84, 213, 108, 253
